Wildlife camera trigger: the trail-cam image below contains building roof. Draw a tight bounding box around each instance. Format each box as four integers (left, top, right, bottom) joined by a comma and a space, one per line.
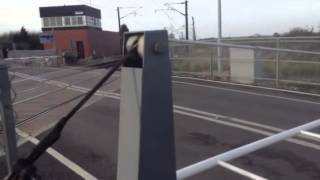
39, 5, 101, 18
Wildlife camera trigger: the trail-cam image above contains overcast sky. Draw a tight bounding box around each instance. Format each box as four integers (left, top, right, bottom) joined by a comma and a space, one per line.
1, 0, 320, 38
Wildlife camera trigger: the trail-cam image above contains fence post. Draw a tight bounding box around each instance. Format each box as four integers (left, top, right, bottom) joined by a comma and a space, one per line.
0, 63, 18, 174
117, 30, 176, 180
275, 37, 280, 87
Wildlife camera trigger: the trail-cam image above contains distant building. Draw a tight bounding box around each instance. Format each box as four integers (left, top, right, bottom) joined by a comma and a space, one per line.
39, 5, 120, 58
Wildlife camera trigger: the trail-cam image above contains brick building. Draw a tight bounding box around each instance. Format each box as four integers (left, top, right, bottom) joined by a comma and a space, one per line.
39, 5, 120, 58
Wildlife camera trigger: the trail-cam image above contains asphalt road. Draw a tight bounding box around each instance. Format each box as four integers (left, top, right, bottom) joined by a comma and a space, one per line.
1, 64, 320, 180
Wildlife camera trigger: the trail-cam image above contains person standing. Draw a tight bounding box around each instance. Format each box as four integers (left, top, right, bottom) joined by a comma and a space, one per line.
2, 48, 8, 59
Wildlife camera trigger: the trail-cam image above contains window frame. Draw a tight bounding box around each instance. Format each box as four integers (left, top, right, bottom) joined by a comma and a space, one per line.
41, 15, 100, 28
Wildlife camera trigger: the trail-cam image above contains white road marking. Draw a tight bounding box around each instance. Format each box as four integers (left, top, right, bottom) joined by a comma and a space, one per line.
81, 97, 104, 110
13, 88, 62, 105
13, 75, 104, 105
174, 109, 320, 151
15, 129, 98, 180
173, 76, 320, 98
12, 78, 32, 84
174, 105, 283, 132
217, 161, 268, 180
0, 94, 107, 175
15, 96, 105, 149
11, 68, 72, 84
12, 71, 320, 152
11, 72, 47, 82
173, 81, 320, 105
177, 104, 320, 145
45, 86, 320, 151
175, 109, 275, 136
20, 86, 43, 93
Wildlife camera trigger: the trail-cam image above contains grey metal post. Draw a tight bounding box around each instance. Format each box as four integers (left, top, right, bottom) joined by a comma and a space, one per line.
217, 0, 222, 74
275, 38, 280, 87
185, 0, 189, 40
117, 7, 121, 32
210, 48, 214, 78
117, 7, 123, 54
117, 30, 176, 180
0, 63, 18, 174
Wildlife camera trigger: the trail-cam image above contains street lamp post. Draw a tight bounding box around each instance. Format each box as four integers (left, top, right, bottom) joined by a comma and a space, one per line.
217, 0, 222, 74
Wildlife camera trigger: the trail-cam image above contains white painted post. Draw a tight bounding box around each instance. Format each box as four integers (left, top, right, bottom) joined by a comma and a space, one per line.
217, 0, 222, 75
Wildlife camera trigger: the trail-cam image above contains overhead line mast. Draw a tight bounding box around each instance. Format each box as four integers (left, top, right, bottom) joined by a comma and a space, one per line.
155, 1, 189, 40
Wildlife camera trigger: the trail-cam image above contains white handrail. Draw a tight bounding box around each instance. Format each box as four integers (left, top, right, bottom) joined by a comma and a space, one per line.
204, 36, 320, 41
176, 118, 320, 179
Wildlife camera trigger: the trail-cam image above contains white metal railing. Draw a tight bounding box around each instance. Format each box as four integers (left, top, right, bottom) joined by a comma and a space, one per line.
171, 57, 320, 64
176, 118, 320, 179
169, 39, 320, 94
203, 36, 320, 41
170, 39, 320, 55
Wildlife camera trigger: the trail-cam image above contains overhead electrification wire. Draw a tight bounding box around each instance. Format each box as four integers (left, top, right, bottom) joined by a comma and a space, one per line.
151, 0, 178, 26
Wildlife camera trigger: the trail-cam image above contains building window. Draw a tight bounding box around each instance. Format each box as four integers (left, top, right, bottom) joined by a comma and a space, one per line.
94, 18, 100, 26
56, 17, 63, 26
71, 16, 78, 25
85, 16, 101, 27
64, 16, 71, 26
43, 18, 50, 27
42, 16, 99, 28
49, 17, 56, 27
77, 16, 83, 25
86, 16, 94, 26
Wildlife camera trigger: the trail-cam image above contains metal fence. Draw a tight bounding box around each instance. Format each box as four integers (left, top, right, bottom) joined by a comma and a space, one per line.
170, 37, 320, 179
169, 37, 320, 94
